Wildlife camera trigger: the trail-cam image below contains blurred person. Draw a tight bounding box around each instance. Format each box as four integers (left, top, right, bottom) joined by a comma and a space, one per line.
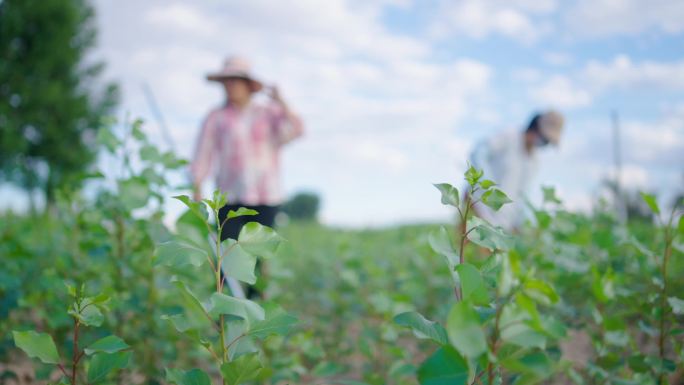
191, 56, 304, 295
469, 110, 564, 230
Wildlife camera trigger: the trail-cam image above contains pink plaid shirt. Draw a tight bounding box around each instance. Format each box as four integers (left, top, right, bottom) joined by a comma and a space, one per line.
191, 101, 304, 205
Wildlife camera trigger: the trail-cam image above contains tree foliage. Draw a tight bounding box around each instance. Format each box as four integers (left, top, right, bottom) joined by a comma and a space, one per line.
281, 191, 320, 221
0, 0, 118, 205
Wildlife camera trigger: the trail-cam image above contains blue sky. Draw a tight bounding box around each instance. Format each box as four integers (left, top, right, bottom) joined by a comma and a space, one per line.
4, 0, 682, 226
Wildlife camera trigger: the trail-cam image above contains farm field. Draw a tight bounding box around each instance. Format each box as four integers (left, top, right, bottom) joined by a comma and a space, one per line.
1, 128, 682, 384
0, 174, 684, 384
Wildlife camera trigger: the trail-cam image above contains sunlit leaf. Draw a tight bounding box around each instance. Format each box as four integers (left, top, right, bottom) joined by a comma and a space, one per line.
227, 207, 258, 219
238, 222, 283, 259
433, 183, 459, 207
96, 127, 120, 153
171, 280, 212, 330
165, 368, 211, 385
466, 216, 514, 251
119, 177, 150, 210
222, 240, 257, 284
247, 307, 297, 339
87, 351, 131, 383
668, 297, 684, 315
154, 241, 208, 268
481, 188, 512, 211
174, 195, 209, 223
455, 264, 490, 305
208, 292, 265, 325
85, 335, 129, 355
640, 192, 660, 214
220, 353, 263, 385
393, 311, 448, 345
12, 331, 60, 364
446, 301, 486, 358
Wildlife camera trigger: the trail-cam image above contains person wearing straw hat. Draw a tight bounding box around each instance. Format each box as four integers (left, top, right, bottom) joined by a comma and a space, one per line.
191, 56, 304, 244
468, 110, 564, 230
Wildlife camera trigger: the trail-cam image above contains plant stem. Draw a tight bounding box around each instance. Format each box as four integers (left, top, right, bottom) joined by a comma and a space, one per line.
71, 318, 80, 385
658, 224, 673, 385
487, 293, 504, 385
214, 206, 229, 385
58, 363, 70, 379
455, 188, 476, 301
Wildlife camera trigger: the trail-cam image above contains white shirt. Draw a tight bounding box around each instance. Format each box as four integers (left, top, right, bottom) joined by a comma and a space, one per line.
469, 130, 538, 230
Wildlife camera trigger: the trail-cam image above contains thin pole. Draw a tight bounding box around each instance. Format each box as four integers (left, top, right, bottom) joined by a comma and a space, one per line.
142, 82, 176, 151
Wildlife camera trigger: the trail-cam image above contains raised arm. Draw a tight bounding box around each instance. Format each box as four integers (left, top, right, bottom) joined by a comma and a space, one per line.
268, 86, 304, 146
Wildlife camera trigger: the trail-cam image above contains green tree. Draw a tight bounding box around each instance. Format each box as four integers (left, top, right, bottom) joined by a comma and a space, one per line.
0, 0, 118, 207
281, 192, 320, 221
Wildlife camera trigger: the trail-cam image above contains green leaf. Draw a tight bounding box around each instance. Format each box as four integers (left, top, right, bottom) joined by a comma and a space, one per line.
433, 183, 460, 207
417, 346, 468, 385
668, 297, 684, 315
96, 127, 120, 153
428, 227, 459, 284
446, 301, 487, 358
238, 222, 283, 259
154, 241, 208, 268
87, 351, 131, 383
627, 355, 649, 373
131, 118, 146, 140
248, 311, 298, 339
481, 188, 512, 211
139, 145, 161, 162
640, 192, 660, 214
542, 186, 562, 204
85, 335, 129, 355
591, 267, 615, 303
174, 195, 209, 223
208, 292, 265, 325
455, 264, 490, 305
678, 215, 684, 237
222, 241, 257, 284
466, 216, 514, 251
479, 179, 496, 189
162, 314, 194, 333
501, 351, 553, 378
165, 368, 185, 385
184, 369, 212, 385
499, 251, 519, 296
12, 331, 60, 364
227, 207, 258, 219
464, 165, 483, 187
172, 281, 212, 330
393, 311, 448, 345
500, 306, 547, 349
161, 152, 187, 169
220, 353, 263, 385
118, 177, 151, 210
523, 279, 559, 305
75, 305, 104, 327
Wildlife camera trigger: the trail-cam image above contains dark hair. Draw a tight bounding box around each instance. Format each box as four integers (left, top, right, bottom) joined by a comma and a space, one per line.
526, 113, 542, 133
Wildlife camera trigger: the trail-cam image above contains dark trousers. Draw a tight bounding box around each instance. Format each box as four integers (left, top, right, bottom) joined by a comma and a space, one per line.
218, 204, 278, 298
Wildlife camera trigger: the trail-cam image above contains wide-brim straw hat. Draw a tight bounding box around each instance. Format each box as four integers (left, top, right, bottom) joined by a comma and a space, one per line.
538, 110, 564, 146
206, 56, 263, 92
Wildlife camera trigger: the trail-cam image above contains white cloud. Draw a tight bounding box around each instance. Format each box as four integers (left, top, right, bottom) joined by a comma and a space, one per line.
527, 55, 684, 110
530, 75, 592, 109
566, 0, 684, 37
430, 0, 557, 43
145, 3, 219, 37
582, 55, 684, 92
543, 51, 573, 66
